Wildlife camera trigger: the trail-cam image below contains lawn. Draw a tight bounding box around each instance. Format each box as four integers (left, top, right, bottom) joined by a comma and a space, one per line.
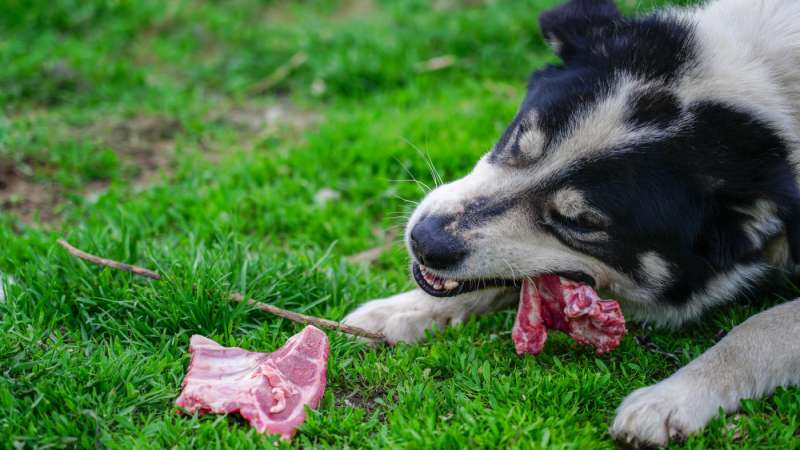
2, 0, 799, 448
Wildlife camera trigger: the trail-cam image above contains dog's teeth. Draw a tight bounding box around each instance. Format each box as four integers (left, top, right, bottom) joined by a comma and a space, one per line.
420, 265, 455, 291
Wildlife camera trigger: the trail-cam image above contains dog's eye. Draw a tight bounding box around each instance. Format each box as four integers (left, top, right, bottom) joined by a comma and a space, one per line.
549, 208, 607, 233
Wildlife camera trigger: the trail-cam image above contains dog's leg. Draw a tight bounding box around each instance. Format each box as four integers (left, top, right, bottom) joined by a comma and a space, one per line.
610, 299, 800, 447
342, 288, 517, 344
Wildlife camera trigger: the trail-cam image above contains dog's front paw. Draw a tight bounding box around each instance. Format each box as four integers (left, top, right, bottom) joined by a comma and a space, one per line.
342, 292, 448, 344
610, 376, 721, 448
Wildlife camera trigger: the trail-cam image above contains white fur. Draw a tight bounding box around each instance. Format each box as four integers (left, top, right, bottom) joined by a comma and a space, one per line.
638, 252, 672, 289
737, 199, 783, 249
342, 287, 516, 344
622, 262, 769, 327
517, 114, 546, 161
611, 375, 723, 445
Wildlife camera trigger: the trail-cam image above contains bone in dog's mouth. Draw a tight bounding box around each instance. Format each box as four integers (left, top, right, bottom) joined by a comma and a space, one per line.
411, 261, 596, 298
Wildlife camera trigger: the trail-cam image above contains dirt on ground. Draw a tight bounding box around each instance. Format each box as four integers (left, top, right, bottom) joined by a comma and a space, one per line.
333, 386, 389, 422
1, 114, 181, 225
0, 158, 61, 224
2, 101, 319, 225
100, 114, 181, 184
212, 101, 321, 137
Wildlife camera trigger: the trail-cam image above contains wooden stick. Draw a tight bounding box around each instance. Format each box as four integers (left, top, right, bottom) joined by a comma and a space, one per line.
230, 293, 386, 341
247, 52, 308, 95
56, 238, 386, 341
57, 239, 161, 280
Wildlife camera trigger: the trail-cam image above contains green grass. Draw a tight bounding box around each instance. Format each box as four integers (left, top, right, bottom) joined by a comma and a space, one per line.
2, 0, 799, 448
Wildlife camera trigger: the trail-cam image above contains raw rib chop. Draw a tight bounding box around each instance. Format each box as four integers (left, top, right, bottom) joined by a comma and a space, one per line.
175, 325, 329, 439
512, 275, 626, 355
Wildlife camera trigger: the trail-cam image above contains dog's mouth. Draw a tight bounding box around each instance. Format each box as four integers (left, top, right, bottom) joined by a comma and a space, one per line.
412, 262, 596, 297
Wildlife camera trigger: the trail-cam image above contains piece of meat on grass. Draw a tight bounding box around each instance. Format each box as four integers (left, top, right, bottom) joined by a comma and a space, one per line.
175, 325, 329, 439
512, 275, 626, 355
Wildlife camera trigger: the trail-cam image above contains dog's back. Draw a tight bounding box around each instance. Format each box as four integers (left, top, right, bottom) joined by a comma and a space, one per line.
675, 0, 800, 159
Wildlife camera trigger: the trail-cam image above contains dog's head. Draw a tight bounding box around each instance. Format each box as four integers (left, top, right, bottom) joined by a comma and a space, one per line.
406, 0, 800, 325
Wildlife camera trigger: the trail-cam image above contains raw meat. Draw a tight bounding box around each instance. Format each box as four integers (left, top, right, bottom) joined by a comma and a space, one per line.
175, 325, 329, 439
512, 275, 626, 355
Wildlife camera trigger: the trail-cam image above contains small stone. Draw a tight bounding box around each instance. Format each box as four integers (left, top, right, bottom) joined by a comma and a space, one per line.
314, 188, 341, 206
311, 79, 327, 96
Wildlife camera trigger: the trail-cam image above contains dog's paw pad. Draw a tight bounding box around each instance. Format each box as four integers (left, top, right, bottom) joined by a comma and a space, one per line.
610, 379, 718, 448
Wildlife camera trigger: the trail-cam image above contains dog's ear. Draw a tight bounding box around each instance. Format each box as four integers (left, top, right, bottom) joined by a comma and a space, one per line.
698, 194, 800, 269
539, 0, 621, 62
696, 202, 760, 270
771, 172, 800, 265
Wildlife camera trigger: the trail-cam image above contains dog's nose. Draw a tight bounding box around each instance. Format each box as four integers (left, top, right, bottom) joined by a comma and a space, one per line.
409, 215, 468, 270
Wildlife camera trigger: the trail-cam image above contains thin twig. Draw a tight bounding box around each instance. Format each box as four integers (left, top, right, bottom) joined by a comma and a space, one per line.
634, 335, 681, 366
56, 238, 386, 342
57, 239, 161, 280
414, 54, 456, 73
247, 52, 308, 95
230, 293, 385, 341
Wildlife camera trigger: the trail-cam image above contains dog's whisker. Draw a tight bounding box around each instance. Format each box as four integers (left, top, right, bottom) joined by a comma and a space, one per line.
392, 196, 420, 207
386, 212, 412, 220
502, 259, 519, 286
392, 156, 432, 193
401, 137, 443, 188
389, 177, 431, 193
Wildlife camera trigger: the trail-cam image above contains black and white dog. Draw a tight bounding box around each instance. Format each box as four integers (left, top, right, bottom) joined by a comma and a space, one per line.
344, 0, 800, 446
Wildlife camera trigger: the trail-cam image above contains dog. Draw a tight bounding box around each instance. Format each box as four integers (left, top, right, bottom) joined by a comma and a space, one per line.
343, 0, 800, 446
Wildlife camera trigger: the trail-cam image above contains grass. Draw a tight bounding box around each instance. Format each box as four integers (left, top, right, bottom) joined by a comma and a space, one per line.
1, 0, 799, 448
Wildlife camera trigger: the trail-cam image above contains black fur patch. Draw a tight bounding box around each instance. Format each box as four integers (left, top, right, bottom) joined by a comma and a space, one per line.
627, 89, 682, 128
459, 196, 515, 230
539, 0, 622, 63
547, 101, 797, 306
490, 5, 695, 163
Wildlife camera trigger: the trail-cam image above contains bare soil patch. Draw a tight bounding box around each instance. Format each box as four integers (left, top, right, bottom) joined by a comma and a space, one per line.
205, 100, 322, 157
3, 99, 318, 224
333, 386, 388, 421
335, 0, 376, 19
1, 114, 182, 224
0, 158, 61, 224
215, 101, 321, 135
100, 115, 181, 183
